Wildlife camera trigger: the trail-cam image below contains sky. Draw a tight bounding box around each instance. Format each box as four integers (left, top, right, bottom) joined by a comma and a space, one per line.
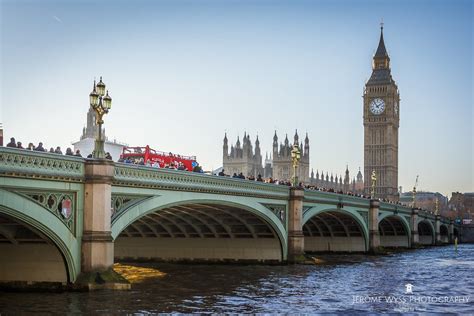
0, 0, 472, 195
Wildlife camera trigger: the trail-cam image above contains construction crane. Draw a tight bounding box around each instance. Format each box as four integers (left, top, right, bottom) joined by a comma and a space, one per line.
412, 175, 419, 208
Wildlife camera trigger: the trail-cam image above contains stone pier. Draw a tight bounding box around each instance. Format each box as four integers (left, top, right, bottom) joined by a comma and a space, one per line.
368, 199, 380, 253
411, 209, 419, 247
287, 188, 305, 262
82, 159, 115, 272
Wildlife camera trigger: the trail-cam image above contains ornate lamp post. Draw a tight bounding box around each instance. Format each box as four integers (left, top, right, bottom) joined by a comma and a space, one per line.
412, 185, 417, 208
435, 197, 439, 215
89, 77, 112, 159
370, 170, 377, 199
290, 143, 301, 187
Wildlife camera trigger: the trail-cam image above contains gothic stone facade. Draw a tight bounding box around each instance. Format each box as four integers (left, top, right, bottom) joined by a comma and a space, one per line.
272, 131, 310, 184
364, 26, 400, 201
223, 133, 264, 178
310, 167, 364, 193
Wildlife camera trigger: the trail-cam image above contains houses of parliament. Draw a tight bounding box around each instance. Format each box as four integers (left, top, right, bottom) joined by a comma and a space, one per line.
222, 25, 399, 201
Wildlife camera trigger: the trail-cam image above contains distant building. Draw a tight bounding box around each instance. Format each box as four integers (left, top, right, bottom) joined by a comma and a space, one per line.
222, 133, 264, 178
221, 131, 363, 188
72, 104, 126, 160
272, 130, 310, 184
263, 153, 273, 179
449, 192, 474, 220
309, 166, 364, 193
400, 191, 449, 215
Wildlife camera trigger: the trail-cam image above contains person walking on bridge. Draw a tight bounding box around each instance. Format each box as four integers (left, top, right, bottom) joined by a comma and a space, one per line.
34, 142, 46, 152
6, 137, 16, 148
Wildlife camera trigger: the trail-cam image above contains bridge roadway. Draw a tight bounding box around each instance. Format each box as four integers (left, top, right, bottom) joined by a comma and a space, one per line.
0, 147, 460, 284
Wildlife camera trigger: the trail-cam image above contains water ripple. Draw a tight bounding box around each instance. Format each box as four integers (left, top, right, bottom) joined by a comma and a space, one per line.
0, 245, 473, 314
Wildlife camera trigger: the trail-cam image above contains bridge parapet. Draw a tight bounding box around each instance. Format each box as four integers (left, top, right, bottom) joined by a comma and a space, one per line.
0, 147, 84, 182
303, 189, 370, 208
379, 202, 412, 216
114, 164, 290, 200
417, 209, 436, 221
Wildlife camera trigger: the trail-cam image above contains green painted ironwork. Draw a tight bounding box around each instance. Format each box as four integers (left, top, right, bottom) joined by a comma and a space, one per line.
114, 164, 289, 199
0, 147, 84, 181
0, 189, 81, 282
12, 190, 76, 234
111, 194, 153, 220
261, 203, 287, 225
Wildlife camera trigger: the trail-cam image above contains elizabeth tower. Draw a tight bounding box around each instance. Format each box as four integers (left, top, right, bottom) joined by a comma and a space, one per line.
363, 25, 400, 201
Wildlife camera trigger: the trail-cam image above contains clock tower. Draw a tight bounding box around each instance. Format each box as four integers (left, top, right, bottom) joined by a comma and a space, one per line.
363, 25, 400, 201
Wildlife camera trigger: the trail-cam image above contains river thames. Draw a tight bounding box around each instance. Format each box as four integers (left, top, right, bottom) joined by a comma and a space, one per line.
1, 245, 473, 314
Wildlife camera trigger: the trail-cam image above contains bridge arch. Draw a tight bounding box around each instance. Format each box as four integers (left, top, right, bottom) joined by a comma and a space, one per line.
378, 213, 411, 248
302, 207, 369, 252
440, 224, 449, 243
0, 189, 80, 283
111, 193, 288, 262
417, 219, 435, 245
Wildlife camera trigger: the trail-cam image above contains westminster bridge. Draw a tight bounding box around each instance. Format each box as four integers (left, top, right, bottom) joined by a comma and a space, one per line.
0, 147, 460, 285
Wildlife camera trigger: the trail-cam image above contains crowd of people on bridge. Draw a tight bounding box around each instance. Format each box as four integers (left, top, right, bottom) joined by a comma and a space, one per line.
4, 137, 115, 160
215, 168, 427, 209
5, 137, 83, 157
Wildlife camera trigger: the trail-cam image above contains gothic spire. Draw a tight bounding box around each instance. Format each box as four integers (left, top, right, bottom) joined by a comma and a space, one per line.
375, 23, 388, 58
294, 129, 299, 145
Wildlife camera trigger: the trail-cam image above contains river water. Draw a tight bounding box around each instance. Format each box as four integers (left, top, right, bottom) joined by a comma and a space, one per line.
1, 245, 473, 314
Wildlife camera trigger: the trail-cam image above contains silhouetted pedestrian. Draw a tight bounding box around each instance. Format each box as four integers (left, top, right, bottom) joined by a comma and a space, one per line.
6, 138, 16, 148
34, 142, 46, 152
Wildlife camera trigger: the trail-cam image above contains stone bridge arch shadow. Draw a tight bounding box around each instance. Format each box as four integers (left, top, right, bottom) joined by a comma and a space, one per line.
378, 213, 411, 248
111, 195, 288, 263
417, 219, 435, 245
302, 207, 369, 253
440, 224, 449, 243
0, 189, 80, 284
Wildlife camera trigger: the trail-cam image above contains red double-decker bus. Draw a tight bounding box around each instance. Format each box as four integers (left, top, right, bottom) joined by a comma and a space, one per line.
120, 145, 197, 171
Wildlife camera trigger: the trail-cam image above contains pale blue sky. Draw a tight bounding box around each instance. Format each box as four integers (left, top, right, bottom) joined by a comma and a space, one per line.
1, 0, 472, 194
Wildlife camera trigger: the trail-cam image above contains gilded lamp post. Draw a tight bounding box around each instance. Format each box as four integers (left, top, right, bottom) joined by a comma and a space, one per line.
89, 77, 112, 159
290, 143, 301, 187
412, 185, 417, 208
370, 170, 377, 198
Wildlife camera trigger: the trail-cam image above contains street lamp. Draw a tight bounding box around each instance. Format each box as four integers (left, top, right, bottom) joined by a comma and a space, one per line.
370, 170, 377, 199
291, 143, 301, 187
412, 185, 417, 208
89, 77, 112, 159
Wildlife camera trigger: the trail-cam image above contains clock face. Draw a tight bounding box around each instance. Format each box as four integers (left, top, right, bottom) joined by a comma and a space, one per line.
394, 100, 399, 115
370, 98, 385, 115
